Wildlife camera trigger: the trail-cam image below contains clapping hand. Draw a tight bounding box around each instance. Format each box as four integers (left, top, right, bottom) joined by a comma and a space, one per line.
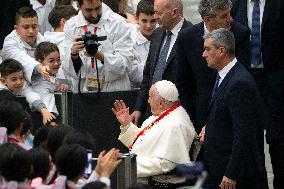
112, 100, 131, 127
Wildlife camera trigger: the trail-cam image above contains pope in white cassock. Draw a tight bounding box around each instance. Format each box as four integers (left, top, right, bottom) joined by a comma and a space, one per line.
112, 80, 197, 179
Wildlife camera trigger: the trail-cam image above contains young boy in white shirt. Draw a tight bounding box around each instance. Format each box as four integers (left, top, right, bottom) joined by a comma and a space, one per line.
128, 0, 156, 88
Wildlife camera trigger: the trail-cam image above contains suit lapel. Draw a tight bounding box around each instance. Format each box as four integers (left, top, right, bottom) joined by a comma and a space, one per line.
164, 20, 191, 68
208, 63, 239, 109
150, 29, 166, 75
261, 0, 272, 30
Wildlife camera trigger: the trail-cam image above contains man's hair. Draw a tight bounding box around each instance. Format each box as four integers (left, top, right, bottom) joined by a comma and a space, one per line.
0, 143, 32, 182
77, 0, 102, 6
35, 42, 60, 62
15, 7, 38, 24
55, 144, 88, 180
0, 100, 26, 135
0, 59, 24, 77
198, 0, 232, 19
203, 28, 235, 57
48, 5, 77, 29
136, 0, 154, 17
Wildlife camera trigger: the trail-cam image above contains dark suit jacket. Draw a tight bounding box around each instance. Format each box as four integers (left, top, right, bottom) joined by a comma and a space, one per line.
231, 0, 284, 143
204, 62, 266, 180
134, 20, 193, 112
176, 21, 250, 132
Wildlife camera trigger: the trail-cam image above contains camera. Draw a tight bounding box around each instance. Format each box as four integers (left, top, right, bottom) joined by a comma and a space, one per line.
82, 31, 107, 57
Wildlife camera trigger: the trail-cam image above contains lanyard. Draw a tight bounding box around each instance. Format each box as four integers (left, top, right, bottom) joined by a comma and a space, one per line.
128, 103, 180, 150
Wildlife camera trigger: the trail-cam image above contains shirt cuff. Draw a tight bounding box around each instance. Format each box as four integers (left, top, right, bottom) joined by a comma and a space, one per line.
120, 123, 131, 134
99, 177, 111, 187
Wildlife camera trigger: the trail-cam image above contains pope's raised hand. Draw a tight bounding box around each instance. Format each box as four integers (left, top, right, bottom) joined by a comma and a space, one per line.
112, 100, 131, 127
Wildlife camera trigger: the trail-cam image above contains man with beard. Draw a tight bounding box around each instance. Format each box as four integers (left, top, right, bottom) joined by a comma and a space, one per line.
64, 0, 138, 92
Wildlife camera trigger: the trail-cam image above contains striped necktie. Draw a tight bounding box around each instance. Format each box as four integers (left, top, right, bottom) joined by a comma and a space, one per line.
251, 0, 261, 66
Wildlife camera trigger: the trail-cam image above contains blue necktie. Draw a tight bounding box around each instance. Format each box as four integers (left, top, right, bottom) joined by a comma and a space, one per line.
251, 0, 261, 66
211, 74, 220, 99
152, 31, 172, 84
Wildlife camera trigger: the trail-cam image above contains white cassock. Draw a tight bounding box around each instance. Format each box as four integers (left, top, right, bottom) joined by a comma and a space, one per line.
119, 105, 196, 178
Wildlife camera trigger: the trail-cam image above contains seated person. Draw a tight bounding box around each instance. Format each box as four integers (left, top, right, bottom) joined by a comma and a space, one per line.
0, 143, 32, 189
55, 144, 121, 188
112, 80, 197, 179
26, 41, 70, 124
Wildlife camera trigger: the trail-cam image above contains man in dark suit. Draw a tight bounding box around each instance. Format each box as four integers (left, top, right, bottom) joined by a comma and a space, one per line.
130, 0, 192, 125
202, 28, 266, 189
231, 1, 284, 188
176, 0, 250, 133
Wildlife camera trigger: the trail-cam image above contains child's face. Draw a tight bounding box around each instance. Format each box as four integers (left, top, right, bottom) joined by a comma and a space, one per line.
137, 13, 157, 38
41, 51, 61, 76
0, 71, 24, 93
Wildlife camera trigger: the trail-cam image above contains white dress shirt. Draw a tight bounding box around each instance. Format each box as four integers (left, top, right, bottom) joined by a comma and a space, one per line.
164, 18, 185, 61
218, 58, 237, 87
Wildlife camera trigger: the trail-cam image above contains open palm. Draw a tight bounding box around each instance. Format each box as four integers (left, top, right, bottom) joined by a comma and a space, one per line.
112, 100, 131, 127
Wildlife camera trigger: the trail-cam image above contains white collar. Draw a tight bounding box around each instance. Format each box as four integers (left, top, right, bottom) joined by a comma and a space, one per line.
30, 0, 44, 9
218, 58, 237, 81
204, 23, 210, 35
75, 3, 112, 28
14, 30, 43, 49
250, 0, 265, 4
168, 18, 184, 36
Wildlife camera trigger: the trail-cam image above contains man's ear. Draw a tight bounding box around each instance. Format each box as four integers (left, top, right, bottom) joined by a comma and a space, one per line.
0, 77, 6, 85
14, 25, 18, 31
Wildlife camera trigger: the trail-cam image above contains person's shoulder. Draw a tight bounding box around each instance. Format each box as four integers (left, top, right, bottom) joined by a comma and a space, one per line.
231, 21, 250, 35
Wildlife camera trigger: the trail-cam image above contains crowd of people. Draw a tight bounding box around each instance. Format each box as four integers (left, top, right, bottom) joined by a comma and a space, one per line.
0, 0, 283, 188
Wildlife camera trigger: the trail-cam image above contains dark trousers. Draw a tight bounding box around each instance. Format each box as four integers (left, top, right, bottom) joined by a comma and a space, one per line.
269, 142, 284, 189
203, 172, 266, 189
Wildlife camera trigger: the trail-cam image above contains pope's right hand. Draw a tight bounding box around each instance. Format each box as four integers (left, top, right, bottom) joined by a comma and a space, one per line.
112, 100, 131, 127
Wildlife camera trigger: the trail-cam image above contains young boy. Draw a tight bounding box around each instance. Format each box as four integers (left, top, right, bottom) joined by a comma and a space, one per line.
128, 0, 156, 88
0, 59, 55, 124
28, 42, 69, 124
2, 7, 50, 83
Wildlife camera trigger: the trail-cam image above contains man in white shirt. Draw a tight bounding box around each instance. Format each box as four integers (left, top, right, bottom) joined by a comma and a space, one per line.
64, 0, 138, 92
2, 7, 50, 83
112, 80, 196, 181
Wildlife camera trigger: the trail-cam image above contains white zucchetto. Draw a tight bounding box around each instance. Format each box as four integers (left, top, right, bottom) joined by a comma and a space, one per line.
155, 80, 179, 102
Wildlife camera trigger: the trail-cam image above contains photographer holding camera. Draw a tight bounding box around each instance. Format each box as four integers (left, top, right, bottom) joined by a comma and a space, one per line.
64, 0, 138, 92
